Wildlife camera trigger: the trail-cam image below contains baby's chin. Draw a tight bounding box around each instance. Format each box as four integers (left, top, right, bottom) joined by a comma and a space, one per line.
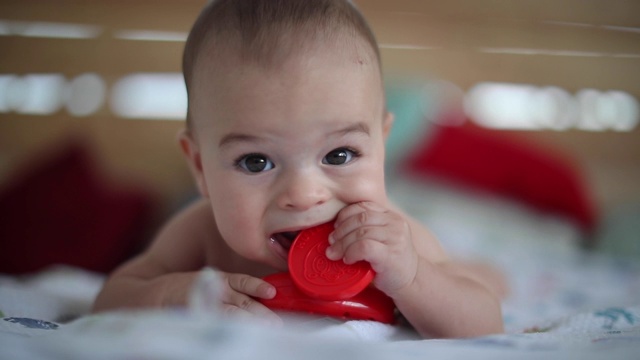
258, 257, 289, 274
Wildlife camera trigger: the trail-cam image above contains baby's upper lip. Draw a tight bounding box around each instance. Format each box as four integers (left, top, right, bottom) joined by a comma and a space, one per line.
271, 219, 333, 235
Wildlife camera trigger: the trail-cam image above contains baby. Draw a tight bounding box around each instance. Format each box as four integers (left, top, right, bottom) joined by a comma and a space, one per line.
93, 0, 505, 338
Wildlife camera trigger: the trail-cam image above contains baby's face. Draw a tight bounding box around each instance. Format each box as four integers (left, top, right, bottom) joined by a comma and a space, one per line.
189, 42, 391, 270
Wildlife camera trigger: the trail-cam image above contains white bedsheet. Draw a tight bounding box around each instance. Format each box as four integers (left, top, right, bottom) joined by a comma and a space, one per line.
1, 305, 639, 359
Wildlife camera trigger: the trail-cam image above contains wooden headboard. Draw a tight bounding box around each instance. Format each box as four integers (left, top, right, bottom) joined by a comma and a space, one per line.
1, 0, 639, 215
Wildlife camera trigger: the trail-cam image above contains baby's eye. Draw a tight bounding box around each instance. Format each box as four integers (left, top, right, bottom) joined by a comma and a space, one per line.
322, 148, 358, 165
236, 153, 275, 173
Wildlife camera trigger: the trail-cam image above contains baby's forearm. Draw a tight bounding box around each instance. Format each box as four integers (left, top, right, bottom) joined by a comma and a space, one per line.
392, 259, 504, 338
92, 270, 198, 313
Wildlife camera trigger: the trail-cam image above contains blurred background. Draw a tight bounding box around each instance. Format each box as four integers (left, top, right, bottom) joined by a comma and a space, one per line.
0, 0, 638, 274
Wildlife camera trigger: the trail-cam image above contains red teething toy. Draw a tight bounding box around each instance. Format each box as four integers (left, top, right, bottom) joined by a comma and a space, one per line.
260, 272, 395, 324
258, 222, 395, 324
288, 222, 375, 300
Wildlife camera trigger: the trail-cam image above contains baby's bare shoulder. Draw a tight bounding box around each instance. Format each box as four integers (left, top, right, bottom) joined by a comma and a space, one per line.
136, 199, 224, 272
172, 199, 257, 271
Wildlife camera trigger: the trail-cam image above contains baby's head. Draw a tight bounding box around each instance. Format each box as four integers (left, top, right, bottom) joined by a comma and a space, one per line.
179, 0, 394, 270
182, 0, 382, 130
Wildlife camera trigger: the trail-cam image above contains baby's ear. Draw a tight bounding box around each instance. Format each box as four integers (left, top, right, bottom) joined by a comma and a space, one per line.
382, 111, 395, 141
177, 129, 209, 198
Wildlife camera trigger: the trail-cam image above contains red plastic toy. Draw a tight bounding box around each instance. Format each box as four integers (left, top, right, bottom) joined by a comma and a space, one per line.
258, 222, 396, 324
260, 272, 395, 324
288, 222, 375, 300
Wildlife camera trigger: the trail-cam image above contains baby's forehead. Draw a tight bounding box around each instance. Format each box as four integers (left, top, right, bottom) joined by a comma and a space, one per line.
189, 41, 386, 134
192, 32, 381, 96
197, 25, 378, 74
184, 4, 380, 90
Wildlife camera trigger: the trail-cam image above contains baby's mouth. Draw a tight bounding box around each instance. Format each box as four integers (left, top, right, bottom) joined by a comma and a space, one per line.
271, 231, 300, 252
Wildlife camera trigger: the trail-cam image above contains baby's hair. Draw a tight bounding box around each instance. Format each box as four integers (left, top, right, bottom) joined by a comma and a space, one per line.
182, 0, 381, 128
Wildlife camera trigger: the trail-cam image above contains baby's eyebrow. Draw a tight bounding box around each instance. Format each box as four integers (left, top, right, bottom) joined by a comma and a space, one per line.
218, 133, 260, 148
331, 122, 370, 137
218, 122, 370, 148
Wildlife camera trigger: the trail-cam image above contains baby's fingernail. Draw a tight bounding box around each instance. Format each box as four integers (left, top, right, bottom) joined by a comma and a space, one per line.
328, 233, 336, 245
260, 284, 276, 298
325, 246, 338, 260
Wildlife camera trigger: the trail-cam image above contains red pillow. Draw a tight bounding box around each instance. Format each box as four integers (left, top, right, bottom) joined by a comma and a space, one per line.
403, 124, 597, 233
0, 141, 154, 274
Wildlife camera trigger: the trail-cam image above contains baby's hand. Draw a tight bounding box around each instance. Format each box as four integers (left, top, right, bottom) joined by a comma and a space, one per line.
326, 201, 419, 297
215, 271, 281, 325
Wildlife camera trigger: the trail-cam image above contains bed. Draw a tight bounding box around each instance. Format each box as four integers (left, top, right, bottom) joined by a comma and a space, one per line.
1, 170, 639, 359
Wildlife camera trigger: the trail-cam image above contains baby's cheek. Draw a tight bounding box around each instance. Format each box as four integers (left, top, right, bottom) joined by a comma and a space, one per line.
342, 176, 387, 204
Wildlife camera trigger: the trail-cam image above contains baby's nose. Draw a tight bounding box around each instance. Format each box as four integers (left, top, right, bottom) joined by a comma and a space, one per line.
277, 170, 331, 211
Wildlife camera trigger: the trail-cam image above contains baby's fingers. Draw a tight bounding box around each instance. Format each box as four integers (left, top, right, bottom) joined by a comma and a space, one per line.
226, 273, 276, 299
330, 210, 389, 246
327, 227, 388, 264
223, 274, 282, 324
334, 201, 387, 227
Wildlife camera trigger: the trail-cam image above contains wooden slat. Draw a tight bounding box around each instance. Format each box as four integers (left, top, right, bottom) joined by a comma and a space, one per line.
380, 49, 640, 97
2, 0, 639, 30
0, 37, 184, 74
358, 0, 640, 27
0, 0, 205, 31
366, 11, 640, 54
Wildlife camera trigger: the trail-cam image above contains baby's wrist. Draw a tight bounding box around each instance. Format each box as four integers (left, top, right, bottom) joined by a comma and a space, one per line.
391, 256, 441, 301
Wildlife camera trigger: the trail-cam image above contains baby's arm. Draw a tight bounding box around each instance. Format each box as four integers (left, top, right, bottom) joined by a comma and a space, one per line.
398, 213, 505, 338
93, 199, 213, 311
392, 256, 505, 338
92, 199, 277, 322
327, 202, 504, 338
